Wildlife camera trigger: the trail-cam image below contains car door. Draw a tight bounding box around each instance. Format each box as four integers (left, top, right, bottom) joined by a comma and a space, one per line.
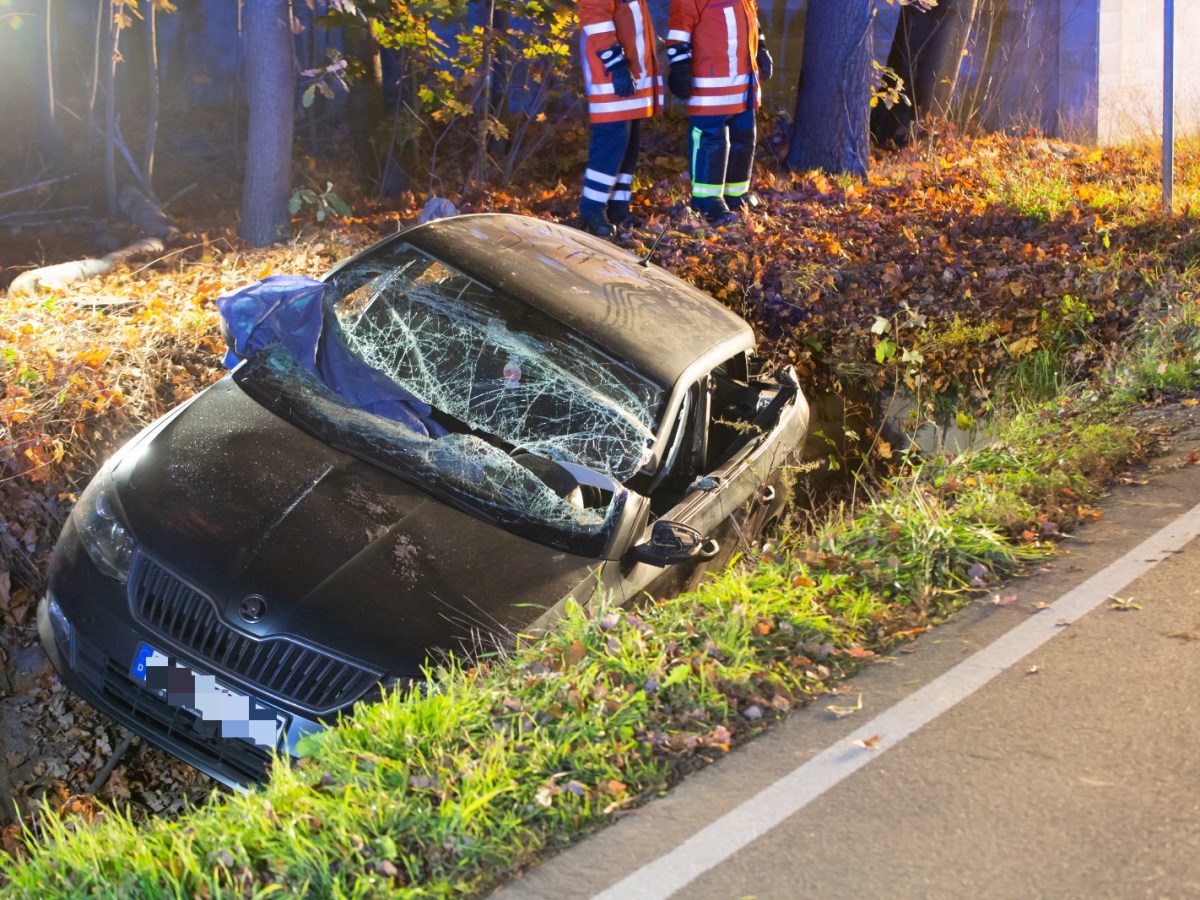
620, 365, 807, 602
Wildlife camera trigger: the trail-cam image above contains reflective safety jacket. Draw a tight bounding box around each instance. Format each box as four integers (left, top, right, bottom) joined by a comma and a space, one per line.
579, 0, 663, 124
666, 0, 762, 117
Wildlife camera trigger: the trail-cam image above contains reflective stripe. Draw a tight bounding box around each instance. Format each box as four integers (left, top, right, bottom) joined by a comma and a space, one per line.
582, 185, 612, 203
612, 188, 632, 202
724, 181, 750, 196
691, 126, 701, 180
724, 7, 738, 76
583, 21, 616, 35
694, 74, 751, 89
589, 76, 655, 96
629, 0, 648, 83
586, 168, 618, 186
693, 183, 725, 198
589, 96, 655, 114
616, 173, 633, 185
667, 28, 691, 42
580, 35, 595, 92
689, 92, 748, 107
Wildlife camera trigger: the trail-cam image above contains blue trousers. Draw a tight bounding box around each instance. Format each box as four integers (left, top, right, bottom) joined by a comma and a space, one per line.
580, 119, 642, 219
688, 106, 756, 212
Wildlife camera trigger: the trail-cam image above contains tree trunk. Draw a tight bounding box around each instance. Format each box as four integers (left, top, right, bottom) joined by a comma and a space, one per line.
240, 0, 295, 247
143, 0, 160, 190
346, 22, 384, 190
474, 0, 496, 184
871, 0, 981, 147
37, 0, 61, 167
104, 1, 122, 217
787, 0, 874, 177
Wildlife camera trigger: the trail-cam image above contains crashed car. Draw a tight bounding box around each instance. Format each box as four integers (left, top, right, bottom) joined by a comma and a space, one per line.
38, 213, 809, 787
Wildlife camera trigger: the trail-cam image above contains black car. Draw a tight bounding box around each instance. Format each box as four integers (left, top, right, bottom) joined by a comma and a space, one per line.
38, 214, 809, 787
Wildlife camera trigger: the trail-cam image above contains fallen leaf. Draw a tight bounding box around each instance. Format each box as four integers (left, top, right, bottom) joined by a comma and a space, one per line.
565, 640, 585, 666
992, 593, 1019, 607
1167, 630, 1200, 641
826, 694, 863, 718
853, 735, 881, 750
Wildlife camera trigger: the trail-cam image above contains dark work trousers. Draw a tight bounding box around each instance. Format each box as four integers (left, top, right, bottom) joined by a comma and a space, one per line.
580, 119, 642, 221
688, 106, 756, 213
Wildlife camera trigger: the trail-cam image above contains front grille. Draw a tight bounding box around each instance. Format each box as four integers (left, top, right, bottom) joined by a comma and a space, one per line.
98, 656, 273, 785
130, 557, 381, 716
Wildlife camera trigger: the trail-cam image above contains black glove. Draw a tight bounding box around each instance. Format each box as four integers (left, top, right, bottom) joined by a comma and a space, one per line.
667, 62, 693, 99
757, 44, 773, 80
666, 42, 694, 100
598, 43, 636, 97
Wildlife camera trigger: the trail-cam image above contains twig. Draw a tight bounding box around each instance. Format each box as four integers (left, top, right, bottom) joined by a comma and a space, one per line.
161, 182, 197, 209
0, 206, 91, 225
86, 734, 133, 795
0, 174, 77, 203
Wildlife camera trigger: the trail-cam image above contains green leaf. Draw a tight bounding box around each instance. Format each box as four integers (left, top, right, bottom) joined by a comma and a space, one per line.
875, 338, 896, 364
302, 84, 316, 108
327, 193, 353, 217
870, 316, 891, 336
288, 195, 302, 215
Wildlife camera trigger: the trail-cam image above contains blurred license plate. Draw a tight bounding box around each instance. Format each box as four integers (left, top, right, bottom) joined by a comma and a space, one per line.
130, 642, 286, 749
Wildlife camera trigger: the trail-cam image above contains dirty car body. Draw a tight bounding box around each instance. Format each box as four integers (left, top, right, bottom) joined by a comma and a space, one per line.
38, 214, 809, 787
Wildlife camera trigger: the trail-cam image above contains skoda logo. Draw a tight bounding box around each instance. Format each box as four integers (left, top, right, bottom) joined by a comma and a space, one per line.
239, 594, 267, 624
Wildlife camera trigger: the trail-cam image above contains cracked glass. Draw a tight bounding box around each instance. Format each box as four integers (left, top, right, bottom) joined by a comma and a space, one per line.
326, 247, 663, 481
236, 350, 625, 557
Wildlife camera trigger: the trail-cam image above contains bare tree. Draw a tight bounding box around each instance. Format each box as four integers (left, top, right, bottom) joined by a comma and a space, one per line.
143, 0, 161, 189
240, 0, 295, 247
787, 0, 874, 177
872, 0, 981, 147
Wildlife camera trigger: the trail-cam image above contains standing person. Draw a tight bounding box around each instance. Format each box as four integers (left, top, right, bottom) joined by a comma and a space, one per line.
577, 0, 663, 237
665, 0, 773, 225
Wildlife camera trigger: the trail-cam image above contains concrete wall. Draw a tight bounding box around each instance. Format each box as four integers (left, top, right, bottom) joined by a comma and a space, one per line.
935, 0, 1200, 144
1097, 0, 1200, 143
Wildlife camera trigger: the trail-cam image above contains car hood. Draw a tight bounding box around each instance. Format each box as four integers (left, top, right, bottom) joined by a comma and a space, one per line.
114, 377, 599, 675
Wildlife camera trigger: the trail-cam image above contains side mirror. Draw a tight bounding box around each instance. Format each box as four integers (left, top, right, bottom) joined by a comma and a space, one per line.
628, 519, 720, 567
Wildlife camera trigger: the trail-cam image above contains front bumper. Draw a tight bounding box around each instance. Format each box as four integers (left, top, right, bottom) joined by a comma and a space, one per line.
38, 592, 322, 789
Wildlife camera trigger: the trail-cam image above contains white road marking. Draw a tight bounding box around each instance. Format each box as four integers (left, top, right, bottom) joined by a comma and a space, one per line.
595, 501, 1200, 900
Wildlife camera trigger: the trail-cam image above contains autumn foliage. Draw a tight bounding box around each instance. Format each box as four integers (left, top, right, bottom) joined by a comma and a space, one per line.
2, 129, 1198, 601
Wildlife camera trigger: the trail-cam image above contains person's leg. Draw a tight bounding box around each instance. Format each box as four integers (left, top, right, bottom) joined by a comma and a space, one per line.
724, 106, 758, 212
608, 119, 641, 228
580, 120, 632, 236
688, 113, 737, 224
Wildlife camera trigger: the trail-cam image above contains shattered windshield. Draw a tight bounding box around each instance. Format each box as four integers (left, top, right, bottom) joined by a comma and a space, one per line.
324, 246, 663, 482
235, 350, 624, 558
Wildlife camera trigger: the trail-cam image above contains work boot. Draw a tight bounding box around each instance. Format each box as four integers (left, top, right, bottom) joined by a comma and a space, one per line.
690, 198, 739, 227
578, 202, 615, 238
607, 202, 637, 230
725, 192, 761, 213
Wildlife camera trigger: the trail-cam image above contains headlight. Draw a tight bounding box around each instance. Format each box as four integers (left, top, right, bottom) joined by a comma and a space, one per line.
72, 469, 136, 582
46, 595, 74, 650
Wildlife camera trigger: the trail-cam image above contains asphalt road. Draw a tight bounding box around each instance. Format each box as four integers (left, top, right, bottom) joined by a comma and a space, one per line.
495, 408, 1200, 900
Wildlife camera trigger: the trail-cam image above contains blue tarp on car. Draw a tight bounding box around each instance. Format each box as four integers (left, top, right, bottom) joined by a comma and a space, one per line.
216, 275, 445, 438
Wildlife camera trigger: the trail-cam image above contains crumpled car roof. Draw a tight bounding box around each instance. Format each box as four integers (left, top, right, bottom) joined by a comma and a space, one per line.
373, 213, 755, 389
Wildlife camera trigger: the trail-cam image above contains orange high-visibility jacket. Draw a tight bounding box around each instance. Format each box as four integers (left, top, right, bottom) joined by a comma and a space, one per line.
579, 0, 663, 124
666, 0, 761, 117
